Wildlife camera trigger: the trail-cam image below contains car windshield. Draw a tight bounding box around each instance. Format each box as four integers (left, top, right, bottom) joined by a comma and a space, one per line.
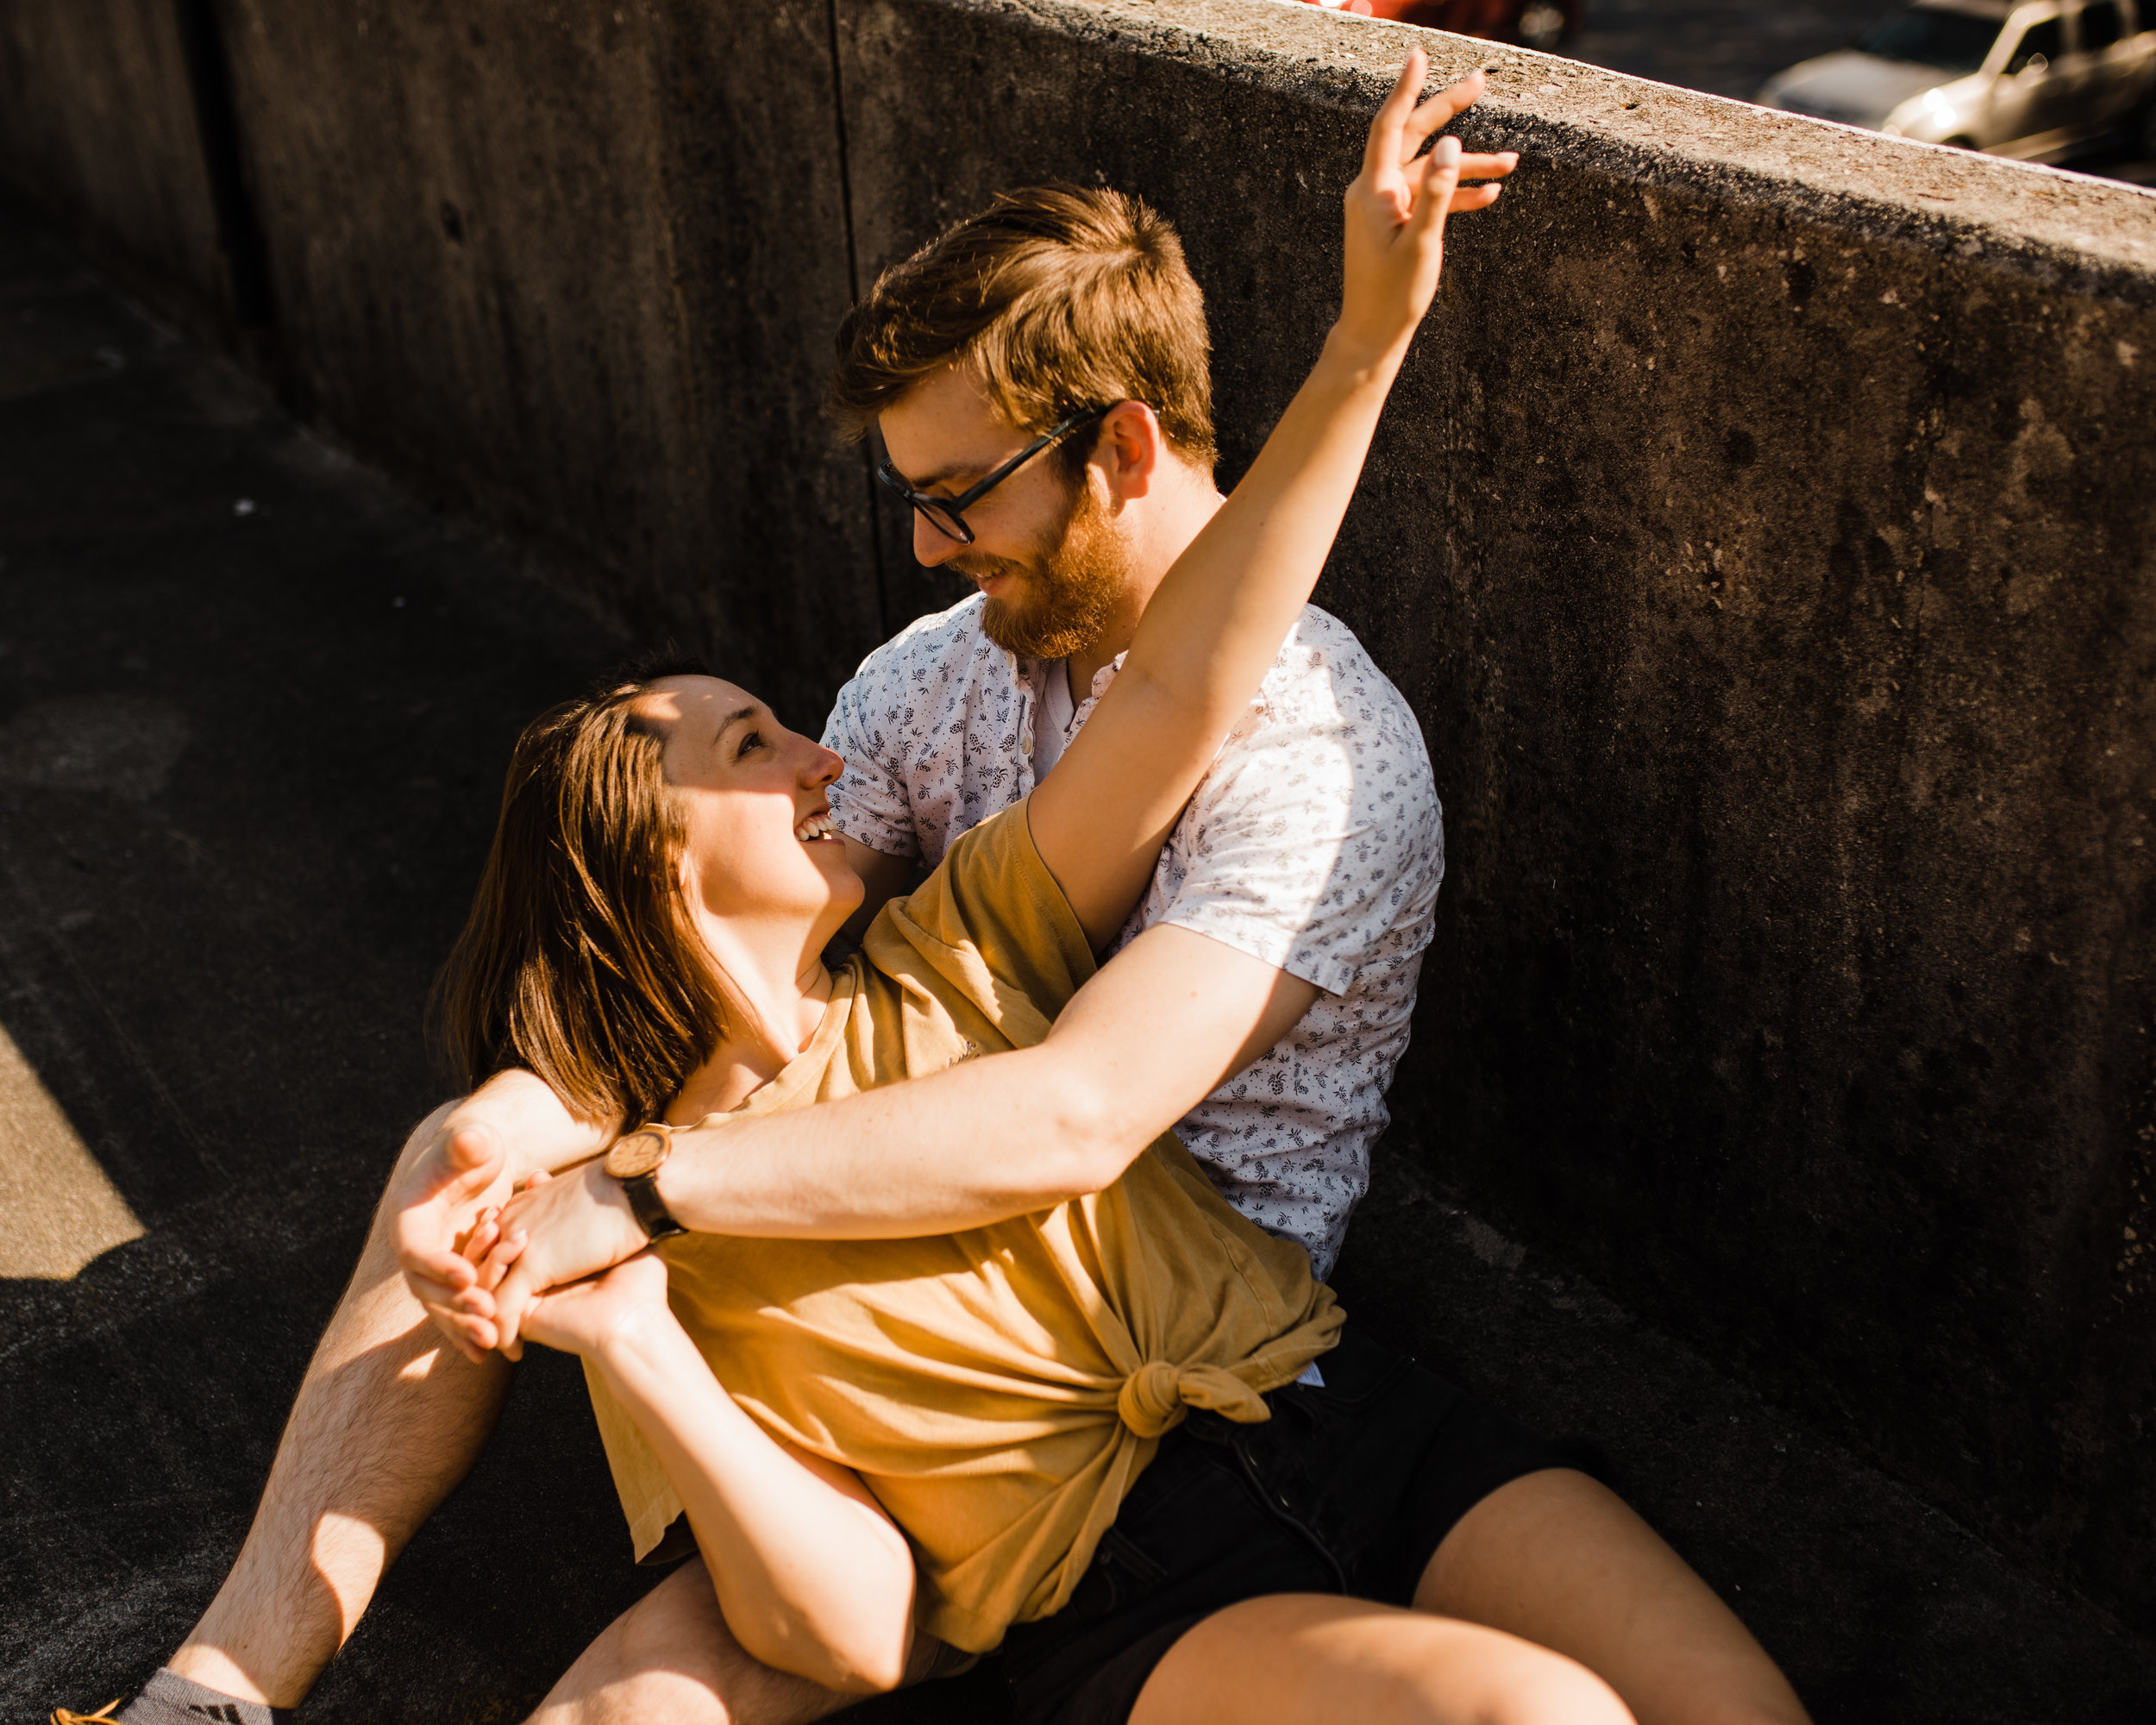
1854, 5, 2002, 70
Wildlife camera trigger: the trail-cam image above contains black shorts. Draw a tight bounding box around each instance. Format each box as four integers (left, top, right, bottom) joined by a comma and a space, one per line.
998, 1327, 1606, 1725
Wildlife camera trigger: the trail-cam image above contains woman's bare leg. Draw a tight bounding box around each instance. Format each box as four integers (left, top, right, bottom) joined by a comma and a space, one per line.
528, 1558, 948, 1725
1130, 1594, 1631, 1725
1417, 1469, 1812, 1725
1129, 1468, 1808, 1725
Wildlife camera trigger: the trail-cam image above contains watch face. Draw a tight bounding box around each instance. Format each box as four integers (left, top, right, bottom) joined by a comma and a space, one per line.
606, 1127, 667, 1181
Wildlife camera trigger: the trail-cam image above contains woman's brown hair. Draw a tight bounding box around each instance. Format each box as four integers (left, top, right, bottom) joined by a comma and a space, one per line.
433, 656, 727, 1129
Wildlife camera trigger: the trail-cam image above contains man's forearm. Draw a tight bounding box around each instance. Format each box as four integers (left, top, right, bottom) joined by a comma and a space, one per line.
657, 1040, 1115, 1239
650, 923, 1317, 1239
483, 926, 1317, 1348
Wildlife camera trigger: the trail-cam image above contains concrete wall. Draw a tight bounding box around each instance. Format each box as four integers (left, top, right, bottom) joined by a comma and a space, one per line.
203, 0, 881, 722
7, 0, 2156, 1628
0, 0, 235, 336
836, 3, 2156, 1627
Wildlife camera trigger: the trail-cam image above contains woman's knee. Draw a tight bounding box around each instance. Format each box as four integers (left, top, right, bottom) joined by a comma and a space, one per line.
1486, 1653, 1633, 1725
536, 1562, 850, 1725
1398, 1634, 1633, 1725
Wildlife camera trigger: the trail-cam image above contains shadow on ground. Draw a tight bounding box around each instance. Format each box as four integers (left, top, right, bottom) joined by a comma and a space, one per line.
1, 200, 2151, 1725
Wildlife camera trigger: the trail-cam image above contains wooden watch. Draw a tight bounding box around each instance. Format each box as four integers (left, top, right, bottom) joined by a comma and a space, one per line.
604, 1121, 687, 1242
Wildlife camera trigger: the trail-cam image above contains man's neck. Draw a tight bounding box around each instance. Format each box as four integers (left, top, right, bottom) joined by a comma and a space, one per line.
1066, 467, 1226, 699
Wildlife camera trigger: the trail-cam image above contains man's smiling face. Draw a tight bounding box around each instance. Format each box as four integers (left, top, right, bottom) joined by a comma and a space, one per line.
877, 362, 1131, 662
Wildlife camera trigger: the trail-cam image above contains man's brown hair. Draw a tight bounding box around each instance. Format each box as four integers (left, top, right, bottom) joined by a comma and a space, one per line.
830, 184, 1216, 475
433, 656, 726, 1129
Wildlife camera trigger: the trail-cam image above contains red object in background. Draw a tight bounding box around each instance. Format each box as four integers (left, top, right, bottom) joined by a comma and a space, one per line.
1288, 0, 1582, 50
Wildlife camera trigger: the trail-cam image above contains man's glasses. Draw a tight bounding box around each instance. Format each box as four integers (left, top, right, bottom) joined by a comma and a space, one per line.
874, 405, 1112, 545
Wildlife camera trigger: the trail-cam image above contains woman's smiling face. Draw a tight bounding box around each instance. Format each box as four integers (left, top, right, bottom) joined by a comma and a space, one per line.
636, 674, 862, 935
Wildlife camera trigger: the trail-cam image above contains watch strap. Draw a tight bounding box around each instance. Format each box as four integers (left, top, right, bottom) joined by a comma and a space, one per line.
620, 1170, 686, 1242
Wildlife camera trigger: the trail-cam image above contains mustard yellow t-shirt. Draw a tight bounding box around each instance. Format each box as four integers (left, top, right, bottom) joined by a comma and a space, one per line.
584, 799, 1343, 1653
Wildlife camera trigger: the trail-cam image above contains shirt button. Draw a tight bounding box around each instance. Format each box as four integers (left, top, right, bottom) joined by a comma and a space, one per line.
1020, 731, 1034, 755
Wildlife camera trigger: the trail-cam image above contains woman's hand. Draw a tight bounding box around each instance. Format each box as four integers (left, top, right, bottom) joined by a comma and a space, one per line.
472, 1158, 652, 1359
1335, 53, 1515, 367
464, 1206, 672, 1360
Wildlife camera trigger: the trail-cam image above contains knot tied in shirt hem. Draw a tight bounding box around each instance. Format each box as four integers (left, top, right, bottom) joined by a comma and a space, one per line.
1116, 1359, 1272, 1439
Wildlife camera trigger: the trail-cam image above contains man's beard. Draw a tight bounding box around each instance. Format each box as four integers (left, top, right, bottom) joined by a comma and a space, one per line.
960, 483, 1128, 662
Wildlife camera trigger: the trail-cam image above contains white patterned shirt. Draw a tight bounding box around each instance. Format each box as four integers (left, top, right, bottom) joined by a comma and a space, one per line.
822, 594, 1443, 1278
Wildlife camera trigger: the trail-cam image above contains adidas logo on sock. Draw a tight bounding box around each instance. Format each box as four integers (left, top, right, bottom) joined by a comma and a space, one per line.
185, 1707, 245, 1723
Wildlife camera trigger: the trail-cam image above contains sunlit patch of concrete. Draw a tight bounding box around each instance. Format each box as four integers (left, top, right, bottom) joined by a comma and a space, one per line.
0, 1021, 144, 1278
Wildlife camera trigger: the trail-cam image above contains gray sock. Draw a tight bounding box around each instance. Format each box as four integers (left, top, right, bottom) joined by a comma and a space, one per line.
116, 1668, 296, 1725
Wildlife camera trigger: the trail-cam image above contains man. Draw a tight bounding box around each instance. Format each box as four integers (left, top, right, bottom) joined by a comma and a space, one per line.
90, 90, 1458, 1725
814, 179, 1440, 1285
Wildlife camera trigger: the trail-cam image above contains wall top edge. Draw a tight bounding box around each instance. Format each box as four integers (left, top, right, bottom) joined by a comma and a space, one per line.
943, 0, 2156, 302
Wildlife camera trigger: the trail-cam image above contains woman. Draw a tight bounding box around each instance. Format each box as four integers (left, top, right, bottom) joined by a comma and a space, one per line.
445, 56, 1811, 1725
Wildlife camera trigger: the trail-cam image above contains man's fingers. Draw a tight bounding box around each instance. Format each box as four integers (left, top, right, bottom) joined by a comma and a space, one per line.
460, 1208, 503, 1266
1416, 134, 1463, 224
421, 1300, 499, 1358
416, 1287, 499, 1358
399, 1239, 477, 1289
473, 1227, 528, 1294
493, 1263, 534, 1360
442, 1120, 503, 1181
1401, 68, 1485, 158
404, 1268, 479, 1311
1452, 151, 1518, 182
1361, 47, 1429, 185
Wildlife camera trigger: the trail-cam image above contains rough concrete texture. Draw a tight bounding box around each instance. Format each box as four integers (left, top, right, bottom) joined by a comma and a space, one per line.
209, 0, 881, 725
8, 0, 2156, 1663
0, 201, 649, 1722
832, 0, 2156, 1629
3, 179, 2156, 1725
0, 0, 235, 340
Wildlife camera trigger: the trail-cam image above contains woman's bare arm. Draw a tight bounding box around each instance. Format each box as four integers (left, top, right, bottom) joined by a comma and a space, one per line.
514, 1250, 918, 1692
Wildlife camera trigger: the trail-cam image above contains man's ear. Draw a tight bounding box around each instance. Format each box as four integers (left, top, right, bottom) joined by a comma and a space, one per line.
1095, 400, 1163, 507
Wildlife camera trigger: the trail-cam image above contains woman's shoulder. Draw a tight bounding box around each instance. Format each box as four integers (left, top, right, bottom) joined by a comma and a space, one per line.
862, 798, 1096, 1053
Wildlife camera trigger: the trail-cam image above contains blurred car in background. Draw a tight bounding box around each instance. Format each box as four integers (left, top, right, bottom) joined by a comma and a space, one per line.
1286, 0, 1582, 53
1758, 0, 2156, 160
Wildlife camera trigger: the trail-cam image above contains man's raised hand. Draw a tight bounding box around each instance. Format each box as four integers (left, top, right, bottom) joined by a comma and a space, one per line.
1336, 52, 1514, 366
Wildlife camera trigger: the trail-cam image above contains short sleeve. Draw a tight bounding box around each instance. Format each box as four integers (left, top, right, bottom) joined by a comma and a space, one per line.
867, 796, 1099, 1037
1138, 640, 1443, 999
823, 652, 920, 862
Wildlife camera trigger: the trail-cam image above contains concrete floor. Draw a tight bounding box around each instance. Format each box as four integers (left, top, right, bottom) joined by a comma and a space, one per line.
3, 198, 2155, 1723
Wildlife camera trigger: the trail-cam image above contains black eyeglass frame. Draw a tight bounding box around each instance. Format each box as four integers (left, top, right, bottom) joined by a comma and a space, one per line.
874, 405, 1113, 545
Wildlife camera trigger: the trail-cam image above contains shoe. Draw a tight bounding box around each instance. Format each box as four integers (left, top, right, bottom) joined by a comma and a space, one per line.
51, 1703, 122, 1725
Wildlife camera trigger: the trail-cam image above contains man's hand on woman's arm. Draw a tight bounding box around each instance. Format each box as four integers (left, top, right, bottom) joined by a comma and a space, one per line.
392, 1068, 612, 1360
479, 922, 1319, 1355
